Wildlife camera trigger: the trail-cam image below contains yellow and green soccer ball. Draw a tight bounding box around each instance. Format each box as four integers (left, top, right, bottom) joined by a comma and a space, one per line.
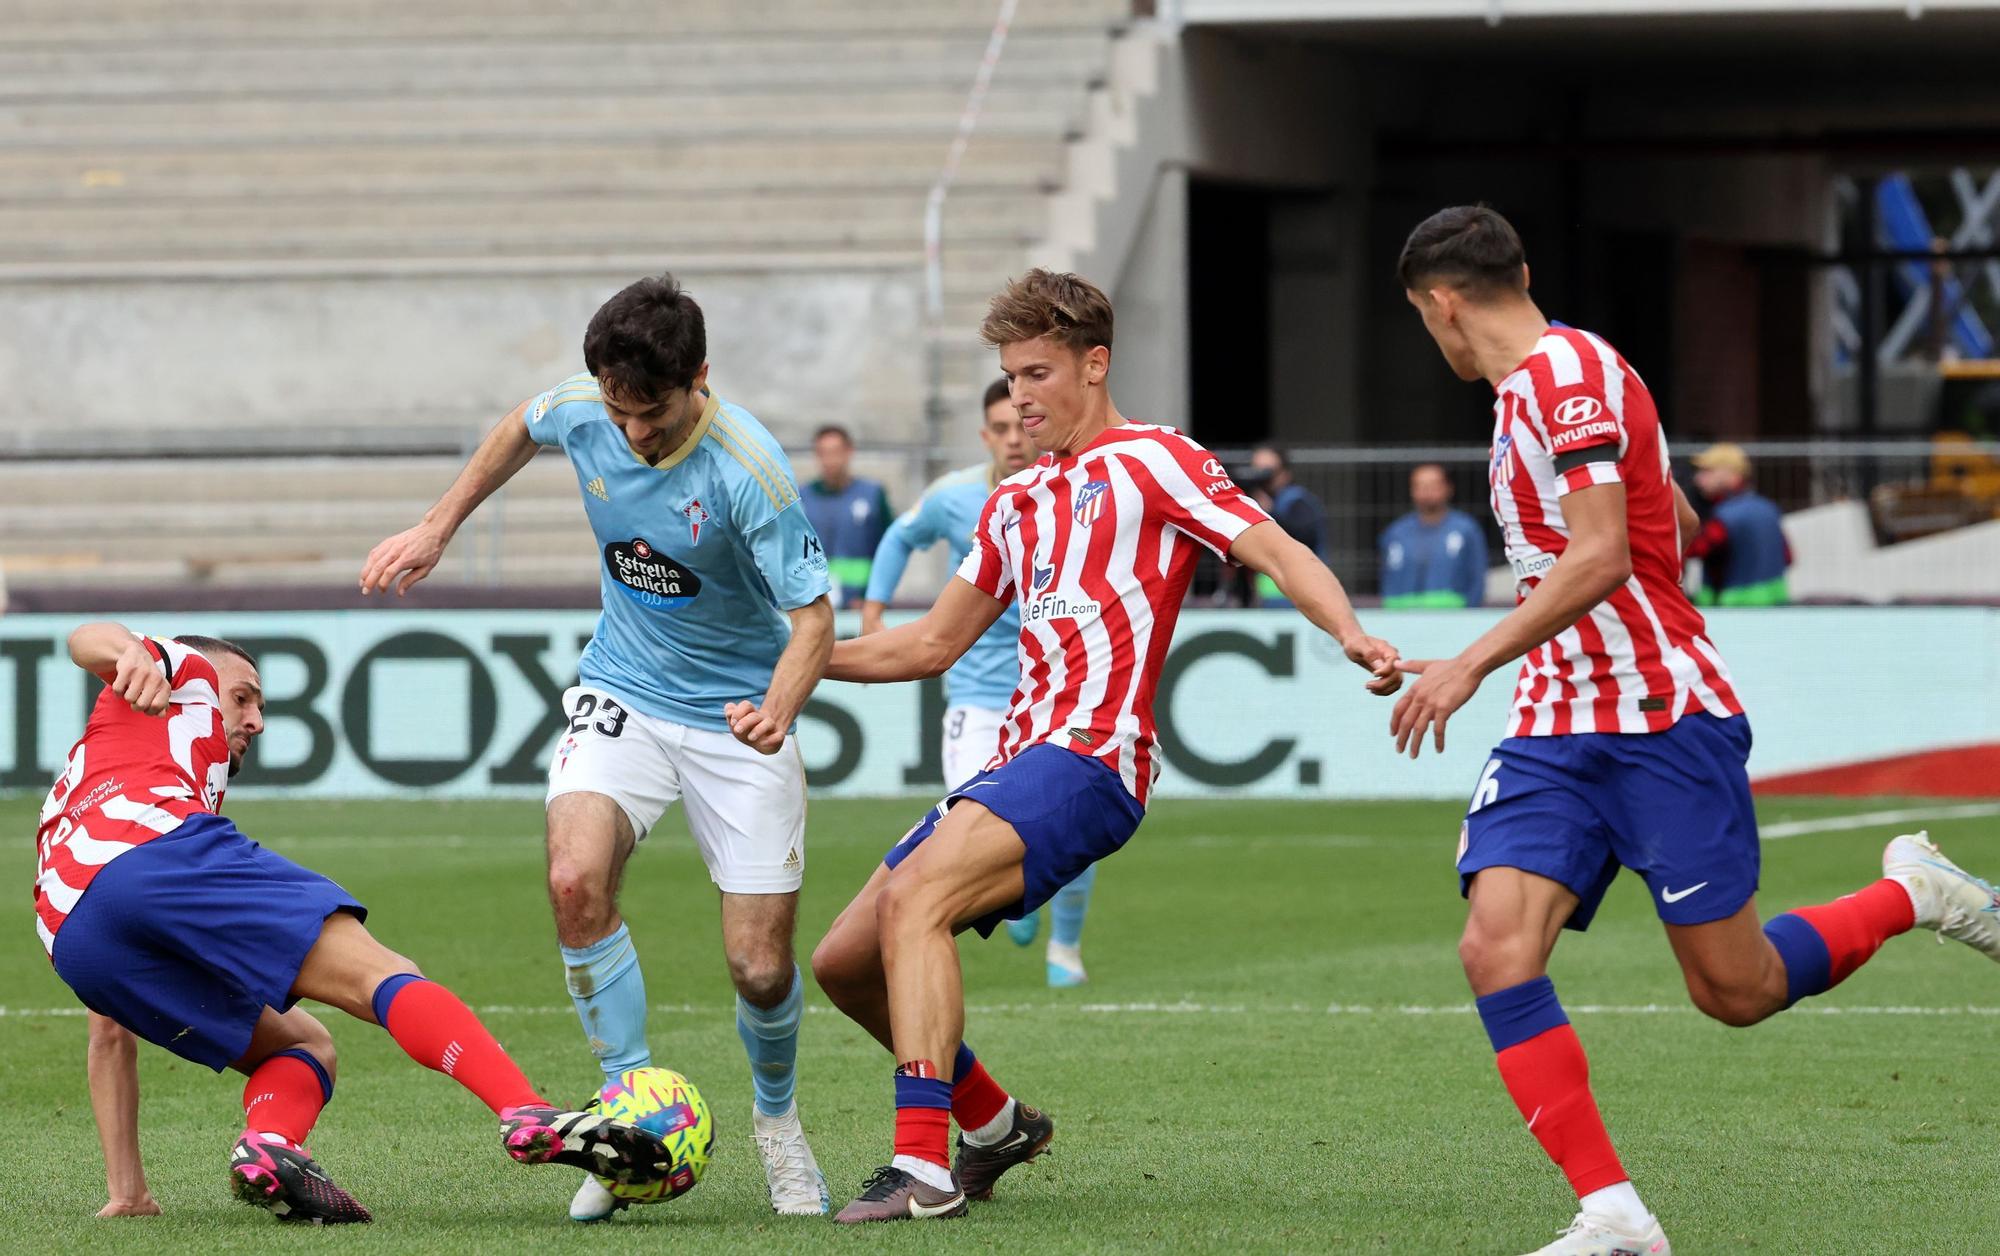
594, 1067, 714, 1203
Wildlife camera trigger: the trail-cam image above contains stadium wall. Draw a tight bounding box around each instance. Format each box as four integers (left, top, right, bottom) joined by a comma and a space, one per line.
4, 608, 1994, 802
1, 269, 922, 446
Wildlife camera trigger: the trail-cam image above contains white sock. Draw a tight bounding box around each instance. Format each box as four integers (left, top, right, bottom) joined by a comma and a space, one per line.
961, 1097, 1017, 1147
1579, 1181, 1651, 1232
1047, 941, 1083, 971
890, 1154, 956, 1193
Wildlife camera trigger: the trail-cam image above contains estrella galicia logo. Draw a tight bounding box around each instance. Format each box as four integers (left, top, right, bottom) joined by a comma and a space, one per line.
605, 537, 700, 610
1073, 479, 1112, 527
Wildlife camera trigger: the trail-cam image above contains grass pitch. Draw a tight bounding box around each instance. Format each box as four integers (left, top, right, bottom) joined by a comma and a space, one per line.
4, 793, 1998, 1253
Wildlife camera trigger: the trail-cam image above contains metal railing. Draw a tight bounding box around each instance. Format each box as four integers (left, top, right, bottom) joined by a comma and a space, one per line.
1209, 439, 2000, 600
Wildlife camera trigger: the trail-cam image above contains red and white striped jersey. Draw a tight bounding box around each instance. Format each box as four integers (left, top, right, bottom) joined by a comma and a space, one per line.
956, 423, 1269, 802
33, 638, 232, 955
1489, 326, 1743, 738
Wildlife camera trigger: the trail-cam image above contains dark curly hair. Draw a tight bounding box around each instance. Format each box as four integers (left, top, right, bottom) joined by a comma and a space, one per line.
583, 274, 708, 402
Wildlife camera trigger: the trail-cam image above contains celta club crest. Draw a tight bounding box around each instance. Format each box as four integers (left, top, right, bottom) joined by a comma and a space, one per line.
682, 498, 710, 544
1073, 479, 1112, 526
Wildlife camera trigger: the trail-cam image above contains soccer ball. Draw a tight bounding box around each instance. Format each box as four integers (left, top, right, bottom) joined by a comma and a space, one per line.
593, 1066, 714, 1204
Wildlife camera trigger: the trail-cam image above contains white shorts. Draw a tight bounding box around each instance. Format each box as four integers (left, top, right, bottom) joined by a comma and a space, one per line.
546, 685, 807, 894
941, 704, 1009, 791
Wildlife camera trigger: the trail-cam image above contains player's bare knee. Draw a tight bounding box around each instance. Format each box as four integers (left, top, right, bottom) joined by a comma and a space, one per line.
1457, 920, 1542, 992
547, 862, 615, 942
809, 936, 854, 995
1688, 976, 1778, 1028
874, 872, 946, 942
728, 950, 794, 1008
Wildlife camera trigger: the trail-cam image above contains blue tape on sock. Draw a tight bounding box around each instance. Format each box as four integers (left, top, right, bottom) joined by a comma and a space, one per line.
271, 1046, 333, 1102
953, 1042, 977, 1082
894, 1072, 953, 1110
1763, 913, 1833, 1007
1475, 975, 1570, 1053
370, 972, 424, 1028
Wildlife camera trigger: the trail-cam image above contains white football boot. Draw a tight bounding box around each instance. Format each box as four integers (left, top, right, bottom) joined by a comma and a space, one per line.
1884, 830, 2000, 961
568, 1173, 626, 1223
1522, 1211, 1670, 1255
752, 1103, 830, 1215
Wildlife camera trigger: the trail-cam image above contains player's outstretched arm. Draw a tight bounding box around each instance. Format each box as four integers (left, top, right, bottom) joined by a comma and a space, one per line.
827, 576, 1006, 685
68, 622, 170, 714
1391, 482, 1632, 757
87, 1012, 159, 1217
725, 596, 835, 754
359, 401, 541, 596
1230, 522, 1402, 696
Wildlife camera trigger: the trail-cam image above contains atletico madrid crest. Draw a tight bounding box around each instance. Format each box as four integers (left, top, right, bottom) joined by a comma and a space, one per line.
1073, 480, 1111, 527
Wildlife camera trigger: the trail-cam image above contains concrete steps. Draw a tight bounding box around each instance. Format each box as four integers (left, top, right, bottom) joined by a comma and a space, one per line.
0, 190, 1046, 263
9, 0, 1129, 44
0, 33, 1113, 101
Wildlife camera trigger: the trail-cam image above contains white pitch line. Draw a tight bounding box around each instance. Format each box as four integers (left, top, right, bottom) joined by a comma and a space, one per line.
5, 1001, 1999, 1020
1759, 802, 2000, 841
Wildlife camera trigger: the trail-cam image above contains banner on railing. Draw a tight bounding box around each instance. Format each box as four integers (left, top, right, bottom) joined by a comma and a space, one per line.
3, 609, 1996, 800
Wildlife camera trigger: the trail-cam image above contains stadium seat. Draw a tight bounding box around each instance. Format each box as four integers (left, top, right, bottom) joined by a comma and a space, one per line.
0, 0, 1128, 590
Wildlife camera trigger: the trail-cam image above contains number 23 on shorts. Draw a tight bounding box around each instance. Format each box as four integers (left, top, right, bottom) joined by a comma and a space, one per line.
569, 692, 629, 738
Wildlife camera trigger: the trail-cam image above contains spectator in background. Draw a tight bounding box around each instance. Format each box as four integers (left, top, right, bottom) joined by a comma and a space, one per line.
1688, 442, 1791, 606
802, 424, 892, 607
1245, 445, 1327, 607
1379, 463, 1487, 608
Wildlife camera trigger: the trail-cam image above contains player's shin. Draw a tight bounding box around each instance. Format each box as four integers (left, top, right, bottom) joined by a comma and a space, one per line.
561, 923, 652, 1081
371, 974, 541, 1113
951, 1042, 1016, 1145
1478, 977, 1646, 1225
1762, 879, 1916, 1006
736, 965, 804, 1117
241, 1048, 332, 1146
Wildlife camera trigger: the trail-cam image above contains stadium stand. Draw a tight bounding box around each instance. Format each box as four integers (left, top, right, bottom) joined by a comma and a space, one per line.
0, 0, 1130, 592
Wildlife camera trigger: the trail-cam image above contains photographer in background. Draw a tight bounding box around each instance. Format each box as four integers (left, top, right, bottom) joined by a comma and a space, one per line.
1380, 462, 1487, 608
1243, 445, 1328, 608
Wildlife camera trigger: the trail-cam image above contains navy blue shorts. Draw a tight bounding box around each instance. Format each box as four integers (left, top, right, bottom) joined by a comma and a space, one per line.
51, 813, 367, 1071
884, 743, 1145, 938
1457, 712, 1759, 931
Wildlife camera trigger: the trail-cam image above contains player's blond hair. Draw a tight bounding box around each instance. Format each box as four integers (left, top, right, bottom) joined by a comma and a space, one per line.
979, 269, 1114, 355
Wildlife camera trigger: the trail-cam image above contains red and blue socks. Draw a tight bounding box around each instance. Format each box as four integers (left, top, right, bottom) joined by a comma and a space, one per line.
952, 1042, 1017, 1145
1761, 879, 1915, 1006
890, 1059, 955, 1191
241, 1047, 332, 1147
1477, 976, 1634, 1208
372, 973, 541, 1115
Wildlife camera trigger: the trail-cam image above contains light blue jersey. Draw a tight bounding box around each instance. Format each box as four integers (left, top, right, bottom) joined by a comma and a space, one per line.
524, 374, 831, 731
864, 462, 1021, 710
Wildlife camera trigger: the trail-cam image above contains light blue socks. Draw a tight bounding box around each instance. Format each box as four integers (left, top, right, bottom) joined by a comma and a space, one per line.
1051, 863, 1097, 949
736, 965, 804, 1117
561, 922, 652, 1081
